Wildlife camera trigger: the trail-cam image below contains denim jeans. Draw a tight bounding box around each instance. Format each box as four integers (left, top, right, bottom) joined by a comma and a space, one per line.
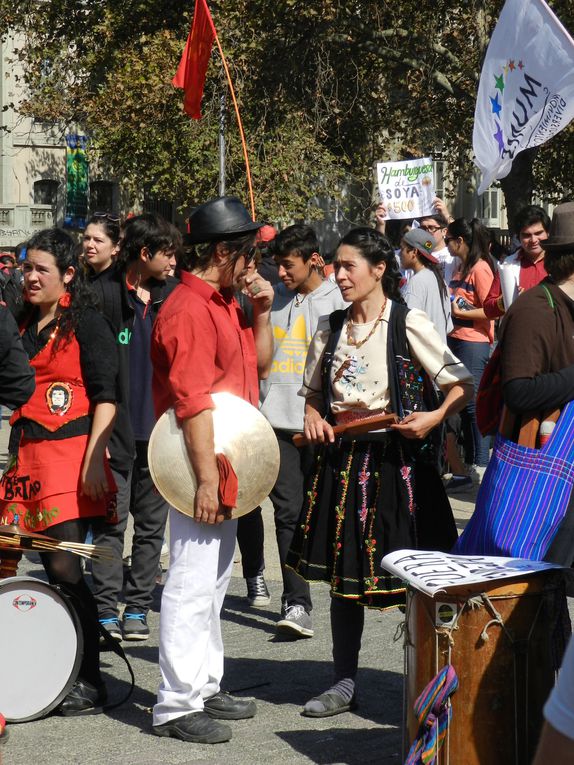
448, 337, 492, 467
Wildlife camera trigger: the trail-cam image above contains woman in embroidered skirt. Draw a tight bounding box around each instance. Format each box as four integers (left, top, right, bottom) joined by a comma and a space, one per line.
0, 228, 119, 715
287, 228, 473, 717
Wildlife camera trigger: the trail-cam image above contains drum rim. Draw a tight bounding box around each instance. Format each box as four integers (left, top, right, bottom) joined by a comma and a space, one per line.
0, 576, 84, 723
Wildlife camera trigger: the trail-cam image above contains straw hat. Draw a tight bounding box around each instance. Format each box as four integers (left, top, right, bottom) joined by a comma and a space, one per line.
147, 392, 280, 519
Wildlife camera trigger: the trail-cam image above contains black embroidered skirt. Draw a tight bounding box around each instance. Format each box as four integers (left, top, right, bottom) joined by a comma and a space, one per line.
286, 434, 457, 609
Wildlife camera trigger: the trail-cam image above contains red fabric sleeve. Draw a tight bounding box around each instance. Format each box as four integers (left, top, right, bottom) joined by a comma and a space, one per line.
483, 269, 503, 319
152, 303, 217, 420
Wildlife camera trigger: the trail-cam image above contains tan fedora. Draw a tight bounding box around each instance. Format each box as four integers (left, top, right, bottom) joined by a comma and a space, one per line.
147, 392, 280, 519
541, 201, 574, 253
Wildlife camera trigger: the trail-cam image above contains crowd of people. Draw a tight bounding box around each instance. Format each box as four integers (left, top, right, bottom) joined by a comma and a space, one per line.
0, 193, 573, 756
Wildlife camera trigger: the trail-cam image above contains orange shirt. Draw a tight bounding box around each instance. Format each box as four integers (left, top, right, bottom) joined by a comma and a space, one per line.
449, 260, 495, 344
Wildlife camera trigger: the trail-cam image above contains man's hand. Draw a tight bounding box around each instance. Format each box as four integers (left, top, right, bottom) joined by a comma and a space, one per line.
374, 203, 387, 233
244, 273, 273, 314
194, 481, 227, 525
433, 197, 453, 223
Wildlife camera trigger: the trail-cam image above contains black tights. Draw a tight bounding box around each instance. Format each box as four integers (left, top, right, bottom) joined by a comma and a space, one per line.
40, 519, 102, 688
331, 596, 365, 681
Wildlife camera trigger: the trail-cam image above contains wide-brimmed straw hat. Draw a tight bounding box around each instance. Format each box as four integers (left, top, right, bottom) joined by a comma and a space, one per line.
147, 392, 280, 519
541, 202, 574, 253
185, 196, 262, 245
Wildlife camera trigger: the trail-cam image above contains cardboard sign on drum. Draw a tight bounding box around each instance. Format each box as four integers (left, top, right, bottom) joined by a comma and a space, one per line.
148, 392, 280, 519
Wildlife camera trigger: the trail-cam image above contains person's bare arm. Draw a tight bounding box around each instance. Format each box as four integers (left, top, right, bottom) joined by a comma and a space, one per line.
81, 402, 116, 501
181, 409, 227, 525
245, 274, 274, 378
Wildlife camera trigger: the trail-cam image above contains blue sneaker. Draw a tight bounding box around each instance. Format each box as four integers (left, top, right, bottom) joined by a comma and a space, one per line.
99, 613, 122, 642
121, 608, 149, 641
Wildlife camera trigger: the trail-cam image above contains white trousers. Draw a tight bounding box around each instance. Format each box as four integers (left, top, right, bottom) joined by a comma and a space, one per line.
153, 507, 237, 725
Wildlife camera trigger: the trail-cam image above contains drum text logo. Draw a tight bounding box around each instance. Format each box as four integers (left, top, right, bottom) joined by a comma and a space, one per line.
12, 594, 37, 611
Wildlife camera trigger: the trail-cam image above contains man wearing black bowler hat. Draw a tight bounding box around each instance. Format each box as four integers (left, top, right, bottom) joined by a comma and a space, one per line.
150, 197, 274, 744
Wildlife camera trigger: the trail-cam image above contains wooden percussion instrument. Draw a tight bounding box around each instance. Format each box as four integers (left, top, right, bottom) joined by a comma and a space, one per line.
405, 572, 562, 765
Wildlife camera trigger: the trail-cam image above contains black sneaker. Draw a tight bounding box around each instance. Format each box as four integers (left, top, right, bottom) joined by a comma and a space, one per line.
152, 711, 232, 744
59, 679, 107, 716
121, 608, 150, 641
204, 691, 257, 720
245, 573, 271, 607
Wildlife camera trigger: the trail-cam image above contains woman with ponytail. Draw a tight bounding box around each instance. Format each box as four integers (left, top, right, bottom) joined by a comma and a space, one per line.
446, 218, 496, 473
287, 227, 472, 718
0, 228, 119, 715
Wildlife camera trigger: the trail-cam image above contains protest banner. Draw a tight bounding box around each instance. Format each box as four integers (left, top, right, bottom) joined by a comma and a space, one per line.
375, 158, 435, 220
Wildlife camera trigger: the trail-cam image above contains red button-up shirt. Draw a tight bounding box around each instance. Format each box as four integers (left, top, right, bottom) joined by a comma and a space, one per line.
151, 272, 258, 421
483, 250, 547, 319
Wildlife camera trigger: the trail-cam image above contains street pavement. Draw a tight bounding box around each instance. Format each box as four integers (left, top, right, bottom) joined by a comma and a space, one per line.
0, 410, 476, 765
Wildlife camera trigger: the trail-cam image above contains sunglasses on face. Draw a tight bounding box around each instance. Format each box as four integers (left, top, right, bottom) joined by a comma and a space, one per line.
444, 236, 457, 244
243, 246, 257, 265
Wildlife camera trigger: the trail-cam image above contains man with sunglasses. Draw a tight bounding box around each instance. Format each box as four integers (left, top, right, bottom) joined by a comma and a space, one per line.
150, 196, 274, 745
418, 202, 457, 288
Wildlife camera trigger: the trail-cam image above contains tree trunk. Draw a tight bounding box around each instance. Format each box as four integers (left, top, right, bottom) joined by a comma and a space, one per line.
499, 147, 538, 233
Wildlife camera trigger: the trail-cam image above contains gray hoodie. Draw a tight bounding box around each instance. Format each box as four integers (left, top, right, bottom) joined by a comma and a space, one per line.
259, 279, 347, 432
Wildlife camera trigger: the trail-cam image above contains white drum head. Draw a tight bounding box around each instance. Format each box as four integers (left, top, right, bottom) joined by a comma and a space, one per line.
0, 576, 82, 722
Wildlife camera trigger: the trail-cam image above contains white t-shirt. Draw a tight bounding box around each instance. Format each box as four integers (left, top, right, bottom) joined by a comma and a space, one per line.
301, 299, 472, 414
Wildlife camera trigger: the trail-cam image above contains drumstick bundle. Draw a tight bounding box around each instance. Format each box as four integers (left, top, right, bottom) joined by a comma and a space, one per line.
0, 533, 114, 561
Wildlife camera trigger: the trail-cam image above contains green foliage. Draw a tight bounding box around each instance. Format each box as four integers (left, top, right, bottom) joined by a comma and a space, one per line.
3, 0, 573, 221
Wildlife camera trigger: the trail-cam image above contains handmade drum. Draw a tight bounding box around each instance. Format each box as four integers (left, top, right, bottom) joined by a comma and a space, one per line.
0, 576, 83, 722
405, 572, 562, 765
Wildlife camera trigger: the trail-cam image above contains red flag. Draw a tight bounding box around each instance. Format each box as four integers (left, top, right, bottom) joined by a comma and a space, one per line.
172, 0, 216, 119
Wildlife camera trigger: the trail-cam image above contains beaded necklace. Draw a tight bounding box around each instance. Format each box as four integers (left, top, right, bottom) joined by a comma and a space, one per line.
345, 297, 387, 349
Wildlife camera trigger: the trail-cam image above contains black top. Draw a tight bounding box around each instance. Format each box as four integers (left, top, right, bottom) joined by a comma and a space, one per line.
13, 307, 119, 445
0, 305, 35, 410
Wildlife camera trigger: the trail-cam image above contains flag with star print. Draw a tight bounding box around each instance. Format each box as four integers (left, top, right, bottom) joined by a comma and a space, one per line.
473, 0, 574, 194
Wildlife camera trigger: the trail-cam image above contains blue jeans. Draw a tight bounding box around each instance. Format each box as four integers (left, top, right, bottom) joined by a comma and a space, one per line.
448, 337, 491, 467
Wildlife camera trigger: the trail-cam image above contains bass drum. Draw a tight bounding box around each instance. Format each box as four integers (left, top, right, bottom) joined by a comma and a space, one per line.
0, 576, 83, 722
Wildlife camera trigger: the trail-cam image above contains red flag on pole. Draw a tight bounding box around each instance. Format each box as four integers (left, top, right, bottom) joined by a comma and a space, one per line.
172, 0, 216, 119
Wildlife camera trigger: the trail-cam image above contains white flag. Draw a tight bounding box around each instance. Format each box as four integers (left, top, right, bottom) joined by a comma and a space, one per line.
473, 0, 574, 195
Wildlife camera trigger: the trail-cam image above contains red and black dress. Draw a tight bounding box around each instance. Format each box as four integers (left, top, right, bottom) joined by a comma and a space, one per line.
0, 306, 119, 695
1, 308, 118, 531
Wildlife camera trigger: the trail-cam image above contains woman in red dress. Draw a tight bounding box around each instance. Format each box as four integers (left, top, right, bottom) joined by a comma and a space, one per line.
0, 228, 119, 715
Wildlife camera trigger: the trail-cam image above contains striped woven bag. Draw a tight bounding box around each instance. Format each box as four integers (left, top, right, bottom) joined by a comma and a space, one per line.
453, 401, 574, 559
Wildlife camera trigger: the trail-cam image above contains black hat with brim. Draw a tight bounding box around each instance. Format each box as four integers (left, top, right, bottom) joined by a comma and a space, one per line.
185, 196, 262, 245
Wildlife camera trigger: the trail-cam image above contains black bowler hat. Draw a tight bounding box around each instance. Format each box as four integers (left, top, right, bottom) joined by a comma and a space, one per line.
185, 196, 262, 245
541, 202, 574, 253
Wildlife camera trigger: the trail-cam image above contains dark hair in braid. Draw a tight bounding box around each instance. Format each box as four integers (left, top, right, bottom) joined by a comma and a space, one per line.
25, 227, 99, 349
337, 227, 404, 303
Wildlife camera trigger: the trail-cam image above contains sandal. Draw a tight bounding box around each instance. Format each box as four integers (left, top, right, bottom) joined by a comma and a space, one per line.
302, 690, 357, 718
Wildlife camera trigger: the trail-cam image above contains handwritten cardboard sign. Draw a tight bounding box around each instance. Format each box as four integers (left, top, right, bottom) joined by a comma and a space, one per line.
380, 549, 562, 597
376, 158, 435, 219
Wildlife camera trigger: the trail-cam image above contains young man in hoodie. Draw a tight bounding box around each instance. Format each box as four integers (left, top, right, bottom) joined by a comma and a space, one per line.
259, 224, 347, 638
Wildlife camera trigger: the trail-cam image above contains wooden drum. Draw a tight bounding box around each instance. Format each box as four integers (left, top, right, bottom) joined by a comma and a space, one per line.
405, 572, 563, 765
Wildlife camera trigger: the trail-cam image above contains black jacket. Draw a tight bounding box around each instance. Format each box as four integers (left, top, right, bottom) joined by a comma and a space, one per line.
92, 264, 178, 471
0, 305, 35, 410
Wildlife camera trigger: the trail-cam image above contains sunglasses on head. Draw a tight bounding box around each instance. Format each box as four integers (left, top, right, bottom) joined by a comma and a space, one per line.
93, 211, 121, 223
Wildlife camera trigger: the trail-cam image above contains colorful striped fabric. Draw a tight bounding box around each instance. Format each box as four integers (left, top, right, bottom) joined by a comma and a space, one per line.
454, 401, 574, 559
405, 664, 459, 765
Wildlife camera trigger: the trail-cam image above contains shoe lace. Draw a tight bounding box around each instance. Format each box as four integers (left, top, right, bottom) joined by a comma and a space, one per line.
124, 612, 146, 622
285, 604, 305, 620
247, 575, 268, 598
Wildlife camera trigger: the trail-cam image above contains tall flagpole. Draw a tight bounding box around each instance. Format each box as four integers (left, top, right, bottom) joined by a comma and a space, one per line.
212, 31, 256, 220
